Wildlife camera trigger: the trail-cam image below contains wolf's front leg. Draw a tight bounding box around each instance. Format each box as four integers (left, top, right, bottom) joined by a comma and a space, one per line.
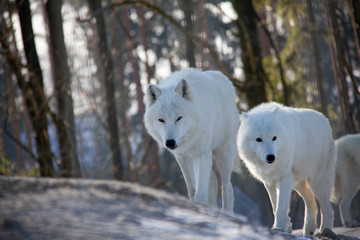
273, 174, 293, 233
264, 183, 277, 215
176, 155, 196, 199
208, 170, 218, 206
340, 194, 354, 227
193, 151, 213, 205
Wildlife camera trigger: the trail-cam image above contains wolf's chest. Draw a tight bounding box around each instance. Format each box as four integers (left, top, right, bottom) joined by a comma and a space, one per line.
244, 159, 288, 184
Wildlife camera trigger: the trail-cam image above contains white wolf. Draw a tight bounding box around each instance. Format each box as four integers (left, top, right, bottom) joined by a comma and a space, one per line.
237, 102, 336, 235
331, 134, 360, 227
144, 68, 239, 211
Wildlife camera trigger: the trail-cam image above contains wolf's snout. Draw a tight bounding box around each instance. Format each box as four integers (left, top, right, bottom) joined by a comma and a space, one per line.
165, 139, 177, 150
266, 154, 275, 164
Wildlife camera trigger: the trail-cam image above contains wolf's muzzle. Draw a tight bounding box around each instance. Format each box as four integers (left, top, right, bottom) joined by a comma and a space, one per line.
165, 139, 177, 150
266, 154, 275, 164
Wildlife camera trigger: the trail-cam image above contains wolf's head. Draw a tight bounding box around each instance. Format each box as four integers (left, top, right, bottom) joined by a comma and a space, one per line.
144, 79, 199, 152
237, 108, 282, 165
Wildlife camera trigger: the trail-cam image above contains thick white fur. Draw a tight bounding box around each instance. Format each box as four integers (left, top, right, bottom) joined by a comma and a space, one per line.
144, 68, 239, 211
237, 102, 336, 235
331, 134, 360, 227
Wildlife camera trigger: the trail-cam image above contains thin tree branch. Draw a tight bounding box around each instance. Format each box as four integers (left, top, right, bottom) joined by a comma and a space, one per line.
2, 106, 37, 160
254, 12, 289, 105
102, 0, 241, 89
343, 54, 360, 96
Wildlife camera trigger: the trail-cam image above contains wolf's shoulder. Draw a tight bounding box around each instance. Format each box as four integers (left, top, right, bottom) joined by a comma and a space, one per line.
248, 102, 284, 114
158, 68, 199, 87
336, 134, 360, 150
158, 68, 232, 94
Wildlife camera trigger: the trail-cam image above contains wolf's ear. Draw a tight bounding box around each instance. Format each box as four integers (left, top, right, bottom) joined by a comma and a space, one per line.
146, 84, 161, 107
175, 79, 191, 101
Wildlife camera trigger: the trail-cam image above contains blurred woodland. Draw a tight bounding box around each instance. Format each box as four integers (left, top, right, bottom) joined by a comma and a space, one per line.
0, 0, 359, 229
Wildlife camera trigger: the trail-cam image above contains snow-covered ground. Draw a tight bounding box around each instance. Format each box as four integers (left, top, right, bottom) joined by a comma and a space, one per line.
0, 177, 358, 240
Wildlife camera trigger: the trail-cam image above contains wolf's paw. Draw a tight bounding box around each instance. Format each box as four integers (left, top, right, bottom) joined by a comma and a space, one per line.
271, 227, 291, 233
315, 228, 337, 239
286, 224, 292, 233
303, 223, 316, 235
344, 220, 360, 228
271, 227, 285, 232
286, 217, 292, 233
350, 220, 360, 228
303, 228, 315, 236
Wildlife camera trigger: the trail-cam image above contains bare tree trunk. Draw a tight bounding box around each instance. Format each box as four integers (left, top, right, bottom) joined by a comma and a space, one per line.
120, 6, 160, 182
15, 0, 54, 176
22, 101, 35, 168
0, 127, 4, 157
2, 17, 25, 170
110, 13, 137, 182
348, 0, 360, 61
255, 7, 289, 106
120, 7, 146, 125
0, 59, 6, 157
180, 0, 196, 68
306, 0, 328, 116
196, 0, 215, 70
87, 0, 124, 180
5, 67, 25, 171
116, 57, 136, 181
137, 7, 161, 182
45, 0, 81, 178
138, 6, 153, 83
325, 0, 356, 134
348, 0, 360, 131
8, 14, 35, 168
232, 0, 268, 108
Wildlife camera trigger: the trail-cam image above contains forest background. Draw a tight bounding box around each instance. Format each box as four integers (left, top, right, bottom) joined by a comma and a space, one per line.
0, 0, 359, 229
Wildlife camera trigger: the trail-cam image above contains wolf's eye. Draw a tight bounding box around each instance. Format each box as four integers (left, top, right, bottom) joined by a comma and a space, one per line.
176, 116, 183, 122
272, 136, 277, 141
256, 138, 262, 142
158, 118, 165, 123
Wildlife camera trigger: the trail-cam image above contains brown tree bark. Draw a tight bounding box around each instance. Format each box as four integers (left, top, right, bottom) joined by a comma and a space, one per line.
325, 0, 356, 134
137, 8, 162, 182
138, 6, 153, 83
110, 13, 137, 181
0, 127, 4, 157
8, 13, 36, 168
197, 0, 215, 70
15, 0, 54, 176
87, 0, 124, 180
255, 8, 289, 106
232, 0, 268, 108
120, 7, 146, 123
22, 101, 35, 168
306, 0, 328, 117
0, 59, 6, 158
348, 0, 360, 62
120, 6, 160, 182
45, 0, 81, 178
179, 0, 196, 68
5, 67, 25, 171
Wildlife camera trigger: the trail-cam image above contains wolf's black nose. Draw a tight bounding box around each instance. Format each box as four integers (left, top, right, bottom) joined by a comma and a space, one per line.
266, 154, 275, 163
165, 139, 177, 150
